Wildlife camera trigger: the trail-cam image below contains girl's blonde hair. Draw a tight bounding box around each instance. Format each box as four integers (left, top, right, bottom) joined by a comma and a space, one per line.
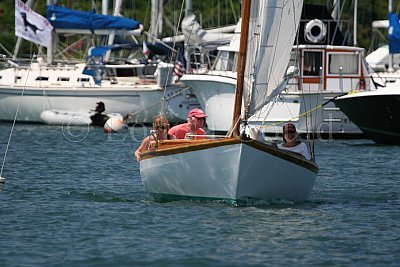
153, 114, 169, 130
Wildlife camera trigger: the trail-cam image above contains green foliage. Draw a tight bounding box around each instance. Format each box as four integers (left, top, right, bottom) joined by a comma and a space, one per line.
0, 0, 394, 58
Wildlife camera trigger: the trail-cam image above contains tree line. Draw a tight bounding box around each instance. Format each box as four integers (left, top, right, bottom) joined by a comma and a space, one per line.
0, 0, 394, 58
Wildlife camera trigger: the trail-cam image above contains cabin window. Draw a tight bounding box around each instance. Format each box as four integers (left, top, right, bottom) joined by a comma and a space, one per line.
35, 76, 49, 81
78, 78, 90, 82
57, 77, 70, 81
213, 51, 236, 72
328, 53, 359, 75
303, 51, 323, 76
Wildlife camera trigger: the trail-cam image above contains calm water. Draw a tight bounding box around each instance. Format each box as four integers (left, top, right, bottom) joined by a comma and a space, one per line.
0, 124, 399, 266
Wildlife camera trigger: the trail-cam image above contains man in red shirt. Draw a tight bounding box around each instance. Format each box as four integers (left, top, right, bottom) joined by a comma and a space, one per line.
168, 108, 207, 139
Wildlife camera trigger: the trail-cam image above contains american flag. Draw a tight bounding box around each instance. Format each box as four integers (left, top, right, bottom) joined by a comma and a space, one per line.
174, 60, 185, 80
142, 42, 149, 57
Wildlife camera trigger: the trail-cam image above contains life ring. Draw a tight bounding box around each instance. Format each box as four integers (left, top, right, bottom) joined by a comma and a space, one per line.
305, 19, 326, 43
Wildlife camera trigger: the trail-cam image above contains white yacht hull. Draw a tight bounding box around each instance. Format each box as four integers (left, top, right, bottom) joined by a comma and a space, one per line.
0, 61, 200, 124
180, 74, 236, 131
0, 84, 193, 124
248, 92, 363, 137
181, 74, 362, 136
140, 138, 318, 202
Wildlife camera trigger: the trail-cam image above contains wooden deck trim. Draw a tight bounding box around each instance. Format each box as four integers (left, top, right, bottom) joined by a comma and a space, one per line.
140, 137, 241, 160
140, 137, 319, 174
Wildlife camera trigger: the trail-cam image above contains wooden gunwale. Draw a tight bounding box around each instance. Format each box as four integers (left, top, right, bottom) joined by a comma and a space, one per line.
140, 137, 319, 174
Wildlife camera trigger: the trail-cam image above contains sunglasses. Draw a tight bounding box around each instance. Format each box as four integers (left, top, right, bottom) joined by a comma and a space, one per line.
155, 125, 169, 130
195, 117, 205, 122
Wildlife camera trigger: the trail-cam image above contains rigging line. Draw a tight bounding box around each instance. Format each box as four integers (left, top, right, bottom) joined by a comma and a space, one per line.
226, 116, 241, 137
1, 54, 35, 179
158, 0, 186, 117
124, 85, 192, 122
259, 93, 341, 130
248, 92, 283, 132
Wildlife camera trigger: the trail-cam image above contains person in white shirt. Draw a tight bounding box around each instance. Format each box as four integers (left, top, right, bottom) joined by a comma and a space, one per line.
277, 123, 311, 160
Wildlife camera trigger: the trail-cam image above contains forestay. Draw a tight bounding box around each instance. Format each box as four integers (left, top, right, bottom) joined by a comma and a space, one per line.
243, 0, 303, 115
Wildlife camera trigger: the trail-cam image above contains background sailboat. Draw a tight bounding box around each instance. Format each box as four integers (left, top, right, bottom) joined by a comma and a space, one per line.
139, 0, 319, 203
0, 0, 196, 124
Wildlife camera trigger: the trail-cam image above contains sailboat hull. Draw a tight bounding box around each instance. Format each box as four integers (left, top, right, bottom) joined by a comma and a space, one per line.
0, 84, 194, 124
140, 138, 318, 202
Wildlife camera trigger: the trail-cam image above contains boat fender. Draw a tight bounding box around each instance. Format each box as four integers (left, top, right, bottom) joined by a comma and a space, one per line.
305, 19, 326, 43
103, 115, 127, 133
0, 176, 5, 191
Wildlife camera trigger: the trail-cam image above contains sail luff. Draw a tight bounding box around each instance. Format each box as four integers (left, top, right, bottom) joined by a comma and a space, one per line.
230, 0, 252, 137
244, 0, 303, 115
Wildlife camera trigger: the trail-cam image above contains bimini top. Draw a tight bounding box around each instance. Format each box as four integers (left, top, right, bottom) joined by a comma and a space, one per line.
46, 5, 141, 33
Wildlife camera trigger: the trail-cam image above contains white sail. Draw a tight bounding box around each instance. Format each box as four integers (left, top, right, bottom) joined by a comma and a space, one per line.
243, 0, 303, 115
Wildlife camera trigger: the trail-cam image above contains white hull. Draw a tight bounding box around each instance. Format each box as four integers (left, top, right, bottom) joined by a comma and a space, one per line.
248, 92, 363, 136
140, 139, 318, 202
0, 85, 191, 124
0, 61, 200, 124
181, 73, 236, 131
181, 74, 362, 136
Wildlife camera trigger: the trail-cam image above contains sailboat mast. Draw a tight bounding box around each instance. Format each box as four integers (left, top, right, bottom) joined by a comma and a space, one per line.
230, 0, 251, 137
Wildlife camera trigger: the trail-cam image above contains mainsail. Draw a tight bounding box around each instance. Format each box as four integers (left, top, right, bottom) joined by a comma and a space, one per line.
243, 0, 303, 115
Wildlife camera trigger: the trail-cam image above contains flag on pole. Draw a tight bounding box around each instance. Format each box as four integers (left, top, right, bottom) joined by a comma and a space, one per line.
389, 12, 400, 54
142, 42, 149, 57
15, 0, 53, 48
174, 60, 186, 80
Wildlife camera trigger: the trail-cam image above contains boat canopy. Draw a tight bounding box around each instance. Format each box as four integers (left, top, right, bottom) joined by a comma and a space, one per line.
46, 5, 140, 32
88, 43, 171, 57
88, 45, 136, 57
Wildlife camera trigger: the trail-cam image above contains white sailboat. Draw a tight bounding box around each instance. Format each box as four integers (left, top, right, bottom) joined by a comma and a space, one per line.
0, 1, 197, 124
139, 0, 319, 202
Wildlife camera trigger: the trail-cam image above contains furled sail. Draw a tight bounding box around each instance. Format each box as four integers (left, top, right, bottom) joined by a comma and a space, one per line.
181, 13, 235, 49
46, 5, 141, 34
243, 0, 303, 115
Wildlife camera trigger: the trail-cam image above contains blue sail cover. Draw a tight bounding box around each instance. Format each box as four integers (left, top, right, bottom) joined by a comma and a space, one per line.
388, 12, 400, 54
46, 5, 140, 31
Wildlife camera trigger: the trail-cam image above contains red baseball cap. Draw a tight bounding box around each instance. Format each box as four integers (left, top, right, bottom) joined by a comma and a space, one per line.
188, 108, 207, 118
